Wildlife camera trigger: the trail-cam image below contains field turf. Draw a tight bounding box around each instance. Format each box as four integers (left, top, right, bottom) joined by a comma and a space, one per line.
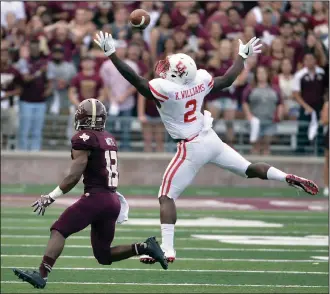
1, 185, 328, 293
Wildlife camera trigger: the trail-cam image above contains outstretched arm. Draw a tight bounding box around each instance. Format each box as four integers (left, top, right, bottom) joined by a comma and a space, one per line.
31, 149, 88, 215
211, 56, 244, 93
94, 31, 154, 100
210, 37, 262, 94
109, 53, 154, 100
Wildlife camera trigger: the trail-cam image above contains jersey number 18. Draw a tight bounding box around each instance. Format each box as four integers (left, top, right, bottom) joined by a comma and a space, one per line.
105, 150, 119, 188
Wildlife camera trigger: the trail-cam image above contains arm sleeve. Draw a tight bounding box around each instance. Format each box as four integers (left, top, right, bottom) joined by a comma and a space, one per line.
292, 72, 302, 92
148, 79, 169, 103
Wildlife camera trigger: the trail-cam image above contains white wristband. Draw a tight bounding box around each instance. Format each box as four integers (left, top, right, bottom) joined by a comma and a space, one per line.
48, 186, 63, 200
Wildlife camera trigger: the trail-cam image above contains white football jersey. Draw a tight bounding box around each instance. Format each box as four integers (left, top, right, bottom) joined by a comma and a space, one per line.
149, 69, 214, 139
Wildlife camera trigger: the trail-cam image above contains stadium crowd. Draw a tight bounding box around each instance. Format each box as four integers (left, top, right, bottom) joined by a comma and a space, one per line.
0, 1, 329, 155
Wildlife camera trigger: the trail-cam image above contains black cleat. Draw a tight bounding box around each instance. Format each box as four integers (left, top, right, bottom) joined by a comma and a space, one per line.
144, 236, 168, 270
13, 268, 47, 289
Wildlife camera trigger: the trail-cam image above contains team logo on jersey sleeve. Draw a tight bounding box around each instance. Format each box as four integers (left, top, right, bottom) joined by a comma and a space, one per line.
79, 133, 90, 141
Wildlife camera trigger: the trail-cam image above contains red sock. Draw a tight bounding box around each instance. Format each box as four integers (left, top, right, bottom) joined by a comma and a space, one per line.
39, 255, 56, 279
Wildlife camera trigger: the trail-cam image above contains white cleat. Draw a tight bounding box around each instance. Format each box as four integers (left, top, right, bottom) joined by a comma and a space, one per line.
323, 187, 329, 197
140, 246, 176, 264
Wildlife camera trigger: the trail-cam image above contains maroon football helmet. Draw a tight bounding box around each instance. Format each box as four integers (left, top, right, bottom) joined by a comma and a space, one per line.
74, 98, 107, 131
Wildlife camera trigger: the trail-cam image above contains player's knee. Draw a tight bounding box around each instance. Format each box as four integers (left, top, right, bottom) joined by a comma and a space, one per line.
93, 249, 112, 265
246, 162, 269, 179
159, 194, 173, 204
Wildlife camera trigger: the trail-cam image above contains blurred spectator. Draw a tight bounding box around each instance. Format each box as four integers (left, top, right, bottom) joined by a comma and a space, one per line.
293, 53, 327, 154
137, 93, 164, 152
130, 30, 149, 50
99, 40, 138, 151
26, 16, 50, 57
48, 24, 76, 62
255, 7, 280, 41
150, 12, 173, 61
127, 42, 148, 77
259, 38, 286, 79
48, 45, 77, 115
1, 1, 26, 29
282, 1, 311, 29
158, 37, 176, 60
303, 33, 328, 68
109, 7, 131, 40
173, 28, 187, 51
278, 21, 303, 69
320, 100, 329, 196
222, 7, 243, 40
311, 1, 328, 30
206, 39, 236, 146
245, 2, 270, 26
181, 10, 209, 52
1, 40, 22, 149
205, 1, 233, 30
242, 66, 283, 155
170, 1, 196, 28
273, 58, 299, 120
47, 2, 83, 22
200, 2, 219, 25
69, 7, 96, 44
203, 22, 223, 59
139, 1, 161, 46
68, 55, 105, 139
16, 39, 53, 151
93, 2, 114, 30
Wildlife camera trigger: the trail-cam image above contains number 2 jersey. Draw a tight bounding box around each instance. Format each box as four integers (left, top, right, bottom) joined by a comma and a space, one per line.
148, 69, 214, 140
71, 129, 119, 194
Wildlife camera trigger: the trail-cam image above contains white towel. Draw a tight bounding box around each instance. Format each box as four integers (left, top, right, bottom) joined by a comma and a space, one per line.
109, 102, 120, 116
50, 91, 60, 115
116, 191, 129, 224
308, 111, 318, 141
250, 116, 260, 143
1, 91, 9, 109
201, 110, 214, 133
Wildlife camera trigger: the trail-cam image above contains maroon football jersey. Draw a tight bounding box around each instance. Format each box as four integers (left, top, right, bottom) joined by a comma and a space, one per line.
70, 72, 103, 102
71, 130, 119, 193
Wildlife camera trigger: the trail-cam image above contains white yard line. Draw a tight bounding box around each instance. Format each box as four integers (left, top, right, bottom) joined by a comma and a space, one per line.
0, 235, 192, 241
2, 226, 325, 235
1, 281, 327, 288
2, 266, 327, 275
1, 254, 327, 263
1, 244, 327, 253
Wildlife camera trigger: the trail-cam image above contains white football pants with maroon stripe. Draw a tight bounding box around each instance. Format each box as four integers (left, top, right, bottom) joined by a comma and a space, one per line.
158, 128, 251, 200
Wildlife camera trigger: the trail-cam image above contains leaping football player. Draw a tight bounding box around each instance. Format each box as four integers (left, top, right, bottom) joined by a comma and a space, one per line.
94, 31, 319, 264
13, 99, 168, 289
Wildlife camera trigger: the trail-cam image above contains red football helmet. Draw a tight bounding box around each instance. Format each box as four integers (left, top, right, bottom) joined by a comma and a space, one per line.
74, 98, 107, 131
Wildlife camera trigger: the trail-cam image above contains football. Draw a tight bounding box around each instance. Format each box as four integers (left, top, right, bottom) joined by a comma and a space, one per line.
129, 9, 150, 30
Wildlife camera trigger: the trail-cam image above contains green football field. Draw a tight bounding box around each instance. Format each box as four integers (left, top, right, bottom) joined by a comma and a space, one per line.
1, 186, 329, 293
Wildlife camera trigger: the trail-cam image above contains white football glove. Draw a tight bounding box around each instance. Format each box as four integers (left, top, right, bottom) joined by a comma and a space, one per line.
238, 37, 262, 59
94, 31, 116, 57
31, 195, 55, 216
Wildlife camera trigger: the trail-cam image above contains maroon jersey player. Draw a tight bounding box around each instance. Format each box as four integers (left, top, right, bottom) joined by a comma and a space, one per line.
13, 99, 167, 289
